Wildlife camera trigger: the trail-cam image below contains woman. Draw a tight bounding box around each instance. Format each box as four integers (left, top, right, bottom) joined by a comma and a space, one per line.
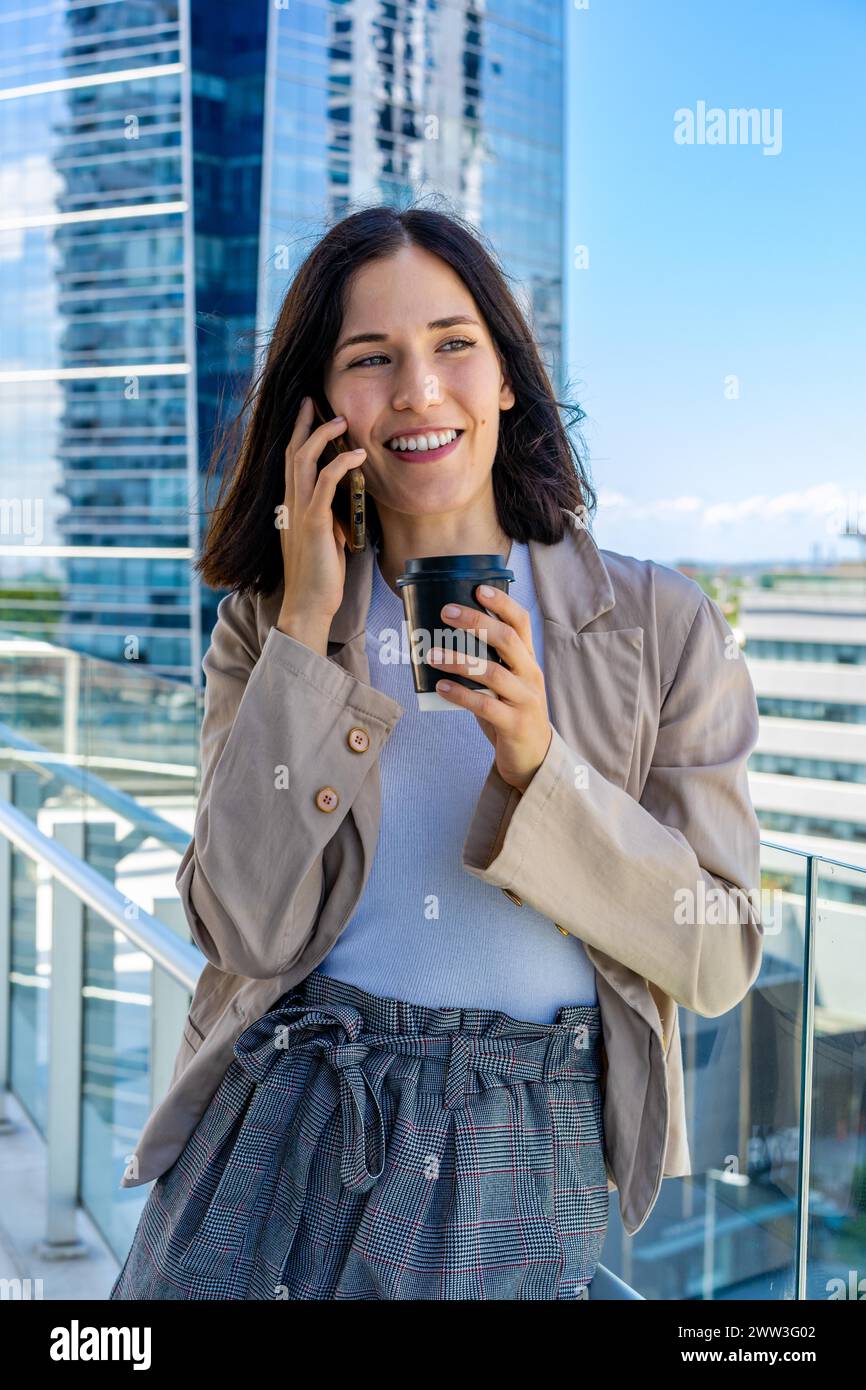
110, 204, 764, 1301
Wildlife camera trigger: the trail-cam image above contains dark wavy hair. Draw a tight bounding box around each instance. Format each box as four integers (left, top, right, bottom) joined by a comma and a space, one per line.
197, 200, 596, 595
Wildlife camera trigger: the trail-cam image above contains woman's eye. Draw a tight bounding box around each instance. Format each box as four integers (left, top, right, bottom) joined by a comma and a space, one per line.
350, 354, 389, 368
349, 337, 476, 368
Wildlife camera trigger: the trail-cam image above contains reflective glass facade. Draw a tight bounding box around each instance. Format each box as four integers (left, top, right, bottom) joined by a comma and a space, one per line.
259, 0, 566, 390
2, 0, 565, 681
0, 0, 197, 677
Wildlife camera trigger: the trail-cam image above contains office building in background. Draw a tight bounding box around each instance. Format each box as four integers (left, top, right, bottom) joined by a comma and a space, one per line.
2, 1, 197, 677
743, 567, 866, 883
0, 0, 567, 682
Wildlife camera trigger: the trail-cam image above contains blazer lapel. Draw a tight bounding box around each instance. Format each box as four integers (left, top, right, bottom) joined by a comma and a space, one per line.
527, 513, 644, 793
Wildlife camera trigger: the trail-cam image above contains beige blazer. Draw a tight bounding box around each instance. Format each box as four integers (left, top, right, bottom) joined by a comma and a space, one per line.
120, 508, 764, 1236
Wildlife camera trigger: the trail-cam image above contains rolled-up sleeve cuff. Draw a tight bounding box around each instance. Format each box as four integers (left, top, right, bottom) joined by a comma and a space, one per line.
260, 624, 404, 725
462, 724, 568, 885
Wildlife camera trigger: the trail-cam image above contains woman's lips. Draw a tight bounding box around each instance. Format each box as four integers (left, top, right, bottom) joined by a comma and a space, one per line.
384, 431, 463, 463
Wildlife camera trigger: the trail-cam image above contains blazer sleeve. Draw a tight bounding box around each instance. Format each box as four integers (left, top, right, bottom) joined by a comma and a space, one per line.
175, 590, 403, 978
461, 592, 764, 1016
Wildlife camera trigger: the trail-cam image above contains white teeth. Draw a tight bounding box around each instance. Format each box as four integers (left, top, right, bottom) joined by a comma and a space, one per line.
387, 428, 460, 452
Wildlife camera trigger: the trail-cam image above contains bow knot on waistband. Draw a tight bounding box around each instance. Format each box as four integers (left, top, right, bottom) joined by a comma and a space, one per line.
231, 993, 600, 1196
234, 998, 393, 1192
234, 999, 365, 1081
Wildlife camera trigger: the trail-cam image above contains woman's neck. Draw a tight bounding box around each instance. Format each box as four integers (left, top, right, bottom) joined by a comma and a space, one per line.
376, 527, 513, 597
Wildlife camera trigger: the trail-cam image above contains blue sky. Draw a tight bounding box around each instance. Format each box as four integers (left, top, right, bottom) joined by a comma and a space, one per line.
564, 0, 865, 566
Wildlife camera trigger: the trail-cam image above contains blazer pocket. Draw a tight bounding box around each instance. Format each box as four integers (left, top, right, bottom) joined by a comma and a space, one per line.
182, 962, 246, 1054
168, 1025, 202, 1091
182, 1016, 206, 1054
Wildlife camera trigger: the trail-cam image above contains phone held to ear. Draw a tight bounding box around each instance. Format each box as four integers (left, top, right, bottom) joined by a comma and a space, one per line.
312, 395, 366, 552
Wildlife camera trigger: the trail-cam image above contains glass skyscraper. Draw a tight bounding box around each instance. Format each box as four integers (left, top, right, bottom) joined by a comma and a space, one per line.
2, 1, 198, 677
259, 0, 566, 383
1, 0, 566, 683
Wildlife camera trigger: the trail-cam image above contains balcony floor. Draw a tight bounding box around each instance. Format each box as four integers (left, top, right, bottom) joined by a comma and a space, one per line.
0, 1090, 119, 1300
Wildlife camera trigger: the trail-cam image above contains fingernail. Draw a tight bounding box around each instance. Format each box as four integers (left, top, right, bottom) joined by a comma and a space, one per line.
477, 584, 494, 598
442, 604, 460, 616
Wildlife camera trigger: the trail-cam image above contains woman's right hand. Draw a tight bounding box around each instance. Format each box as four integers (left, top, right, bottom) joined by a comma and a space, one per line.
277, 396, 367, 640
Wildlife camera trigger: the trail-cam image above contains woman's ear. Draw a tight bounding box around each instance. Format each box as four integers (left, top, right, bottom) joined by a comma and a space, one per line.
496, 351, 516, 411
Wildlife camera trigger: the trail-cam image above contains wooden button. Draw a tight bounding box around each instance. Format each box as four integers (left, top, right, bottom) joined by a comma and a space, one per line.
347, 726, 370, 753
501, 887, 522, 907
314, 786, 339, 813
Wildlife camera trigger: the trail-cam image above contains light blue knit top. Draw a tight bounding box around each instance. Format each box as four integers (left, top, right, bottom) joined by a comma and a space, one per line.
316, 539, 597, 1022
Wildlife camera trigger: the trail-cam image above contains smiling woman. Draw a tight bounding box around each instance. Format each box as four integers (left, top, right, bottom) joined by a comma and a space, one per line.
196, 203, 594, 595
110, 202, 763, 1303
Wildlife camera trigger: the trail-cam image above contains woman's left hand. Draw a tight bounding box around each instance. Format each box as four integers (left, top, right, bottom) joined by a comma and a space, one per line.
425, 585, 553, 793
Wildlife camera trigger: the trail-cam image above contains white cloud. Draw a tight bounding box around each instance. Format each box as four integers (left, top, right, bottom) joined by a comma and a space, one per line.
598, 484, 861, 529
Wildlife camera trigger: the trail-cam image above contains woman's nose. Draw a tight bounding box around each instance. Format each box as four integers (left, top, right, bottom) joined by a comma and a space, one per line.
390, 364, 444, 412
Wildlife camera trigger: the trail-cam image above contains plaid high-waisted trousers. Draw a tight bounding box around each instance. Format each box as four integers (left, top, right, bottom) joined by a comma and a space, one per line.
110, 968, 609, 1300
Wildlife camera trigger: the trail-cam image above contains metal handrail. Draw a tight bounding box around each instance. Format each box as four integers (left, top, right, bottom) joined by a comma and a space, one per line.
0, 799, 201, 992
0, 791, 842, 989
758, 834, 866, 877
3, 724, 864, 880
0, 722, 192, 855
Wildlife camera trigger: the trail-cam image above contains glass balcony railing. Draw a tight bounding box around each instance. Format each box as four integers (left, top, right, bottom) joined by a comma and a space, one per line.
0, 630, 864, 1300
602, 839, 866, 1299
0, 632, 202, 1261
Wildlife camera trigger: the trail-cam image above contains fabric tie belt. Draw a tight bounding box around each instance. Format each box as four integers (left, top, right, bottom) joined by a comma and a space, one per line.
233, 995, 601, 1195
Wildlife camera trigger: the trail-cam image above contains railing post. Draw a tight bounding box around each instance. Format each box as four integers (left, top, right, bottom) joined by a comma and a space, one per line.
38, 818, 87, 1259
0, 771, 12, 1135
0, 769, 41, 1136
793, 852, 818, 1300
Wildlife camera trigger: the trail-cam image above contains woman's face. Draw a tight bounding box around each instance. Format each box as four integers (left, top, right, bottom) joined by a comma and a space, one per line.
321, 244, 515, 522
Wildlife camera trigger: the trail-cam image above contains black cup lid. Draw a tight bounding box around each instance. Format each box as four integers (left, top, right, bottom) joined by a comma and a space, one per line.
395, 554, 514, 587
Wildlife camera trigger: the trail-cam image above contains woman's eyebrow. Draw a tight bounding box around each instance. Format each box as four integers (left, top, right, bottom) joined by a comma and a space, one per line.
334, 315, 480, 356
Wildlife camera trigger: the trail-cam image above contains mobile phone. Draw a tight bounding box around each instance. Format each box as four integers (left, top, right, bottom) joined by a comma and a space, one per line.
311, 394, 366, 552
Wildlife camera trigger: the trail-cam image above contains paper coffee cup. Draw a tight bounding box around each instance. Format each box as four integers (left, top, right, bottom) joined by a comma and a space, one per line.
395, 553, 515, 711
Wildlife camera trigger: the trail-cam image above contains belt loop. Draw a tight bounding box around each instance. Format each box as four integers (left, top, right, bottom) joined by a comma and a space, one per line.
443, 1033, 472, 1110
559, 1018, 595, 1082
542, 1029, 562, 1084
